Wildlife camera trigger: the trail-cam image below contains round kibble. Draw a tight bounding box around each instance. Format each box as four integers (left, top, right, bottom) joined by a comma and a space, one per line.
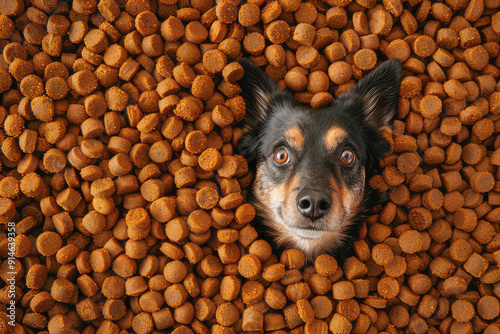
399, 230, 422, 254
262, 263, 286, 282
36, 231, 63, 256
354, 49, 377, 70
477, 296, 500, 320
72, 70, 98, 96
377, 277, 400, 299
314, 254, 338, 277
470, 171, 495, 193
420, 95, 442, 119
296, 46, 320, 68
238, 254, 261, 280
216, 302, 239, 326
51, 278, 75, 303
372, 243, 394, 266
164, 260, 187, 284
43, 148, 66, 173
451, 299, 475, 322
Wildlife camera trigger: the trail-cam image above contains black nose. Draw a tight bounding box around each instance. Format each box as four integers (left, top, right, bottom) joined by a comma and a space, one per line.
297, 190, 331, 220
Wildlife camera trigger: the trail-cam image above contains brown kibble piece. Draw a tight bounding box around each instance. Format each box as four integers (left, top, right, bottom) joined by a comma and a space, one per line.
329, 313, 352, 333
203, 49, 227, 74
90, 248, 112, 272
216, 302, 239, 326
332, 281, 355, 300
387, 39, 410, 62
222, 62, 244, 83
84, 29, 109, 54
51, 279, 75, 303
31, 96, 54, 122
72, 70, 98, 96
296, 46, 320, 68
20, 74, 44, 98
266, 20, 290, 44
372, 243, 394, 266
397, 152, 420, 174
36, 231, 63, 256
314, 254, 337, 277
281, 249, 306, 269
413, 35, 436, 58
294, 23, 316, 46
174, 97, 202, 122
399, 230, 422, 254
239, 3, 260, 27
463, 253, 488, 278
161, 16, 184, 42
192, 75, 215, 100
297, 299, 315, 323
369, 10, 393, 35
243, 32, 265, 55
135, 11, 158, 36
451, 299, 475, 322
185, 131, 207, 154
238, 254, 261, 279
454, 208, 477, 232
354, 49, 377, 70
420, 95, 442, 119
262, 263, 286, 282
43, 149, 67, 173
196, 187, 219, 210
477, 296, 500, 320
470, 171, 495, 193
378, 277, 400, 299
328, 61, 352, 85
0, 177, 20, 199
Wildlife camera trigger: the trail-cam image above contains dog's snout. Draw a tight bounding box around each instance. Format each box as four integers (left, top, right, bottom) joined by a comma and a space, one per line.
297, 190, 331, 220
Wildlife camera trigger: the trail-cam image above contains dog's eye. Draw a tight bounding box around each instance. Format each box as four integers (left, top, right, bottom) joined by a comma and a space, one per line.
340, 149, 355, 165
273, 148, 289, 164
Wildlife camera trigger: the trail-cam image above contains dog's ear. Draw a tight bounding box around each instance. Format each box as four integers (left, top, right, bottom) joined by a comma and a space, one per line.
346, 59, 402, 132
339, 59, 402, 171
237, 58, 293, 160
238, 58, 292, 127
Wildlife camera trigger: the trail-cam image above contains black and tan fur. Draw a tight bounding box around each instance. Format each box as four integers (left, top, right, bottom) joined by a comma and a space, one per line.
237, 58, 402, 262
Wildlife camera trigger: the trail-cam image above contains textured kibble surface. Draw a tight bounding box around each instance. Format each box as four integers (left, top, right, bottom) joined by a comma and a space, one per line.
2, 0, 500, 333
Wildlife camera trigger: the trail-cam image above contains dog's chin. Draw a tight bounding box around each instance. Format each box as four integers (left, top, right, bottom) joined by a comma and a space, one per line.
261, 213, 350, 260
287, 227, 327, 239
272, 224, 349, 261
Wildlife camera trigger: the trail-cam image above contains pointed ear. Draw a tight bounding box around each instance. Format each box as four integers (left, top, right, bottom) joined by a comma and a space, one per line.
237, 58, 293, 160
237, 58, 292, 128
346, 59, 402, 132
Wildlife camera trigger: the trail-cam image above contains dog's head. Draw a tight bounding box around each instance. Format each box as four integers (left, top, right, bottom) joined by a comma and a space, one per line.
237, 58, 402, 260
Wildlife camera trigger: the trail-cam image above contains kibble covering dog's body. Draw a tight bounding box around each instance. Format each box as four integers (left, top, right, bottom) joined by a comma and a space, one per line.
238, 58, 403, 261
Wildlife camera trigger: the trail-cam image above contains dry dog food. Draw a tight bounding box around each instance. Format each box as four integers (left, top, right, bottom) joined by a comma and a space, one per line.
1, 0, 500, 333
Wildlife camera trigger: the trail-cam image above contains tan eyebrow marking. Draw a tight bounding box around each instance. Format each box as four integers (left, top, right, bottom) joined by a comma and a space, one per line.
284, 126, 304, 150
325, 126, 347, 151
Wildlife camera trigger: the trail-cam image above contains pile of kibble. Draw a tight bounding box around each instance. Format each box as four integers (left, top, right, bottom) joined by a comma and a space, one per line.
0, 0, 500, 333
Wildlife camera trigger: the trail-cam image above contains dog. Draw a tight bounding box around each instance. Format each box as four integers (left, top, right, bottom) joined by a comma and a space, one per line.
237, 58, 402, 262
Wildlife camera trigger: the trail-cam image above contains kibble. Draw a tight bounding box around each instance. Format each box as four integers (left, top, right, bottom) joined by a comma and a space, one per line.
463, 253, 489, 278
354, 48, 377, 70
399, 230, 423, 254
477, 296, 500, 320
314, 254, 338, 277
0, 1, 499, 333
451, 299, 475, 322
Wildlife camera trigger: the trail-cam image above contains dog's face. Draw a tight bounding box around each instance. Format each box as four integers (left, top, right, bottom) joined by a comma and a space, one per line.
238, 59, 402, 260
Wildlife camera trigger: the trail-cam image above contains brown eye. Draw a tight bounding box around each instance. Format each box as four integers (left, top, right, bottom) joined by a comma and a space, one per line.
274, 148, 289, 164
340, 149, 355, 165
